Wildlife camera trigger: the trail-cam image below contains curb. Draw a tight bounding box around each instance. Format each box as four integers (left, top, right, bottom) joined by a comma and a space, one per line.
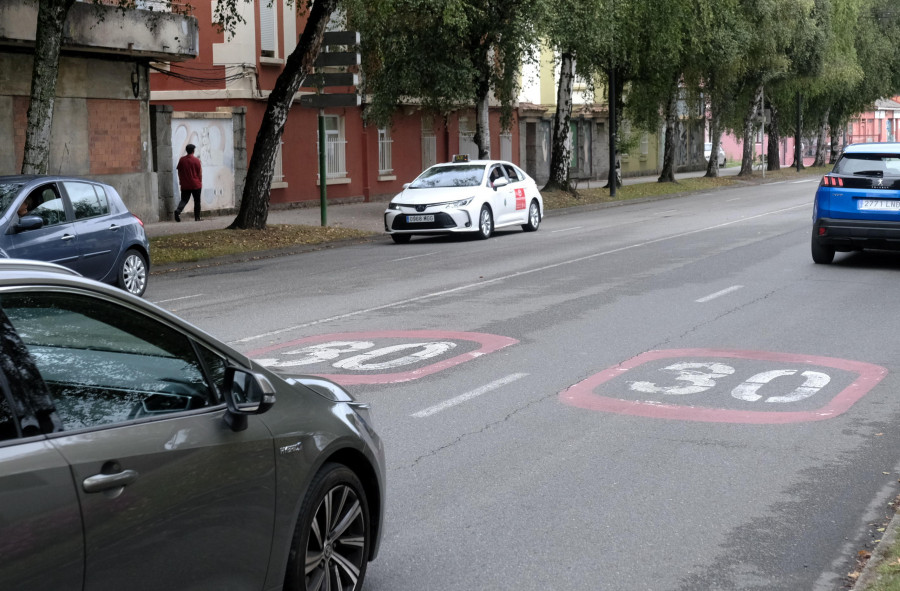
852, 503, 900, 590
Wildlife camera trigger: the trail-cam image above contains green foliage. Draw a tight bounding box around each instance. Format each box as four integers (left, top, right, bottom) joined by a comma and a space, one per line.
347, 0, 541, 129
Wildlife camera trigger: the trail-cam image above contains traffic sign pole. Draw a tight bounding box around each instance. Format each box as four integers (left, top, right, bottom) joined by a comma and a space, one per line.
319, 109, 327, 226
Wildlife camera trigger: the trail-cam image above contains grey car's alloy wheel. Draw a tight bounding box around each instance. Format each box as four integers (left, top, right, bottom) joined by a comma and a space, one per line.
118, 249, 148, 297
810, 230, 835, 264
286, 463, 370, 591
522, 200, 541, 232
478, 205, 493, 239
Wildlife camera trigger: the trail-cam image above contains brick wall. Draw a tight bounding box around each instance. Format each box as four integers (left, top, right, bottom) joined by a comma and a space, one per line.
88, 99, 142, 175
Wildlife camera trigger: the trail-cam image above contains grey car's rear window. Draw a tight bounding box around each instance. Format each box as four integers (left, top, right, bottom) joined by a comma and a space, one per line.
410, 165, 486, 188
834, 153, 900, 177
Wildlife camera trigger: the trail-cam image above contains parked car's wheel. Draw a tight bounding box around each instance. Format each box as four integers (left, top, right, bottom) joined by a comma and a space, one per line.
391, 233, 411, 244
285, 463, 370, 591
811, 231, 835, 264
118, 248, 148, 297
522, 200, 541, 232
477, 205, 493, 240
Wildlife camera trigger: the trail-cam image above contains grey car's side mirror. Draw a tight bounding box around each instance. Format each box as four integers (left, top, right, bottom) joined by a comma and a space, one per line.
14, 216, 43, 233
222, 367, 276, 432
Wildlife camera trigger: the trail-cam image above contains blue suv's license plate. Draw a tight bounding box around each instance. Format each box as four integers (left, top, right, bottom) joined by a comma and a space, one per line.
858, 199, 900, 211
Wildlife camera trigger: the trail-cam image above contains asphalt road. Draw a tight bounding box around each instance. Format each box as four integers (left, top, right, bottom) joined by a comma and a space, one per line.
146, 177, 900, 590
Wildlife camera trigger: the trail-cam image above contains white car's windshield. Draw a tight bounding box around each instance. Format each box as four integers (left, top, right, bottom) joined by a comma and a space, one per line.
410, 165, 485, 188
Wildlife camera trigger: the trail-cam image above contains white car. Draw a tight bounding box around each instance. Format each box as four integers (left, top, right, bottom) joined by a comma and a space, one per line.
704, 142, 727, 167
384, 158, 544, 243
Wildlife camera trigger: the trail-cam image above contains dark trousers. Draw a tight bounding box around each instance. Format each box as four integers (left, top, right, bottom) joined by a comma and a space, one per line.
176, 188, 202, 220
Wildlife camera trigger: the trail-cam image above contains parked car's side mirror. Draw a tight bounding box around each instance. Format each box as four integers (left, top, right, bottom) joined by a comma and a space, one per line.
492, 178, 509, 189
14, 216, 43, 233
221, 367, 276, 432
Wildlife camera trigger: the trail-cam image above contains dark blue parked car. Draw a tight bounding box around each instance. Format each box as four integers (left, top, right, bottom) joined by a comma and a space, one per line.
0, 175, 150, 296
812, 142, 900, 264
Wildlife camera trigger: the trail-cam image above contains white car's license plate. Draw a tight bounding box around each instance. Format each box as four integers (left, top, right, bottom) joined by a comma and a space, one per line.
406, 215, 434, 223
859, 199, 900, 211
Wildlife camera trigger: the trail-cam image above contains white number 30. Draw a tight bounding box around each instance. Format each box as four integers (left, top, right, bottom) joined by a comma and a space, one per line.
630, 363, 830, 404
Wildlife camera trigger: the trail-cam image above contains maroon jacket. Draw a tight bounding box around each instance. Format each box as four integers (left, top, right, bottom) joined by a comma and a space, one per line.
177, 154, 203, 190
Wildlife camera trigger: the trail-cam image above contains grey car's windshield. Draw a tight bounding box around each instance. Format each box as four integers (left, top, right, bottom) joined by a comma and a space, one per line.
0, 183, 24, 217
409, 165, 486, 188
834, 154, 900, 177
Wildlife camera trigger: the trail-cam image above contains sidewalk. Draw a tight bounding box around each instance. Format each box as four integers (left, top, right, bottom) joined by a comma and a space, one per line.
144, 166, 745, 239
144, 198, 390, 238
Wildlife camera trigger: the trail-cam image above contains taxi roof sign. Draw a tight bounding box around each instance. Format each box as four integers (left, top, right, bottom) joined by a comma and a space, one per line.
452, 154, 470, 163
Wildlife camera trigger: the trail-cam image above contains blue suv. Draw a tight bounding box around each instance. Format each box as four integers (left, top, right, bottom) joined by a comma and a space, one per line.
812, 142, 900, 264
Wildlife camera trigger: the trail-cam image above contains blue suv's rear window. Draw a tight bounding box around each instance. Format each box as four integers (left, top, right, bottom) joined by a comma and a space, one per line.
834, 153, 900, 177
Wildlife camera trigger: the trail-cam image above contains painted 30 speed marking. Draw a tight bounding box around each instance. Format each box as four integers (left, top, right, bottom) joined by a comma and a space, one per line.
560, 348, 887, 424
248, 330, 518, 385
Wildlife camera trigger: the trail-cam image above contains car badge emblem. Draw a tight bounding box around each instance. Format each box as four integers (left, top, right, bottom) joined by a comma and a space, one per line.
416, 205, 427, 212
875, 178, 884, 188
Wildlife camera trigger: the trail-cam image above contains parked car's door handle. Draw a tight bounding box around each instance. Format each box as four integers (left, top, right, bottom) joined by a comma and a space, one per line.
61, 234, 75, 241
108, 224, 121, 231
83, 469, 139, 493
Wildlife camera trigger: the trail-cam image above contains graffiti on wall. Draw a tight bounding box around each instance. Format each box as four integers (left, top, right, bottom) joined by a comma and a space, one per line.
171, 119, 235, 211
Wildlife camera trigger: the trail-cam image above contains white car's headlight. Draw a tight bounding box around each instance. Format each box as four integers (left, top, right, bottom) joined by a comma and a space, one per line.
388, 202, 400, 210
444, 198, 473, 209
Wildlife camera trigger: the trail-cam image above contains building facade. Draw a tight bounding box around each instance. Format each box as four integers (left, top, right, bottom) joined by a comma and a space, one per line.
149, 1, 522, 220
0, 0, 198, 222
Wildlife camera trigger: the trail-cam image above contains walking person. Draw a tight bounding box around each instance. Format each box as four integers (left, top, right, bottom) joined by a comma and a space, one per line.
175, 143, 203, 222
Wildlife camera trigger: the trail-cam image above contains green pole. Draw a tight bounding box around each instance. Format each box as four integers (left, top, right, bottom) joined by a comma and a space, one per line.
319, 109, 327, 226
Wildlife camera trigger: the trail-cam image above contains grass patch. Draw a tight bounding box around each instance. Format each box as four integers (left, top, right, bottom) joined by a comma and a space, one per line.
149, 166, 830, 265
150, 224, 375, 265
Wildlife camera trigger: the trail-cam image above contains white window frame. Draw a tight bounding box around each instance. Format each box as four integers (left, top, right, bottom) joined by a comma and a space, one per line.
458, 117, 478, 159
317, 115, 348, 183
421, 117, 437, 170
272, 140, 287, 188
378, 127, 394, 178
259, 0, 278, 58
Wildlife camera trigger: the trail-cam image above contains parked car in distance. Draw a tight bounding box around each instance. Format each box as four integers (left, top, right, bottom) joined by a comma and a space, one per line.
0, 175, 150, 296
384, 156, 544, 243
704, 142, 727, 167
0, 258, 385, 591
811, 142, 900, 264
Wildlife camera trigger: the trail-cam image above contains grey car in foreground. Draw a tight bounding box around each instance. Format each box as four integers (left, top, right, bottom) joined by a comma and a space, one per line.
0, 175, 150, 296
0, 260, 384, 591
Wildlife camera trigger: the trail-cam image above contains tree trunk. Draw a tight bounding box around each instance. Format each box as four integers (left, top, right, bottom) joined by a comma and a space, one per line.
738, 88, 761, 177
474, 92, 491, 160
705, 95, 721, 178
658, 80, 678, 183
544, 51, 574, 192
792, 92, 804, 170
813, 108, 829, 167
22, 0, 77, 175
767, 105, 781, 171
229, 0, 338, 230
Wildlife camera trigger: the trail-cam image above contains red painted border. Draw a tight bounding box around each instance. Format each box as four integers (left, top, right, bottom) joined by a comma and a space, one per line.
559, 348, 888, 424
248, 331, 518, 385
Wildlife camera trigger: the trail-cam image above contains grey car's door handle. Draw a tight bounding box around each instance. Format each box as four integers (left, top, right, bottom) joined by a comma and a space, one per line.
108, 224, 121, 230
61, 234, 75, 241
83, 469, 139, 493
